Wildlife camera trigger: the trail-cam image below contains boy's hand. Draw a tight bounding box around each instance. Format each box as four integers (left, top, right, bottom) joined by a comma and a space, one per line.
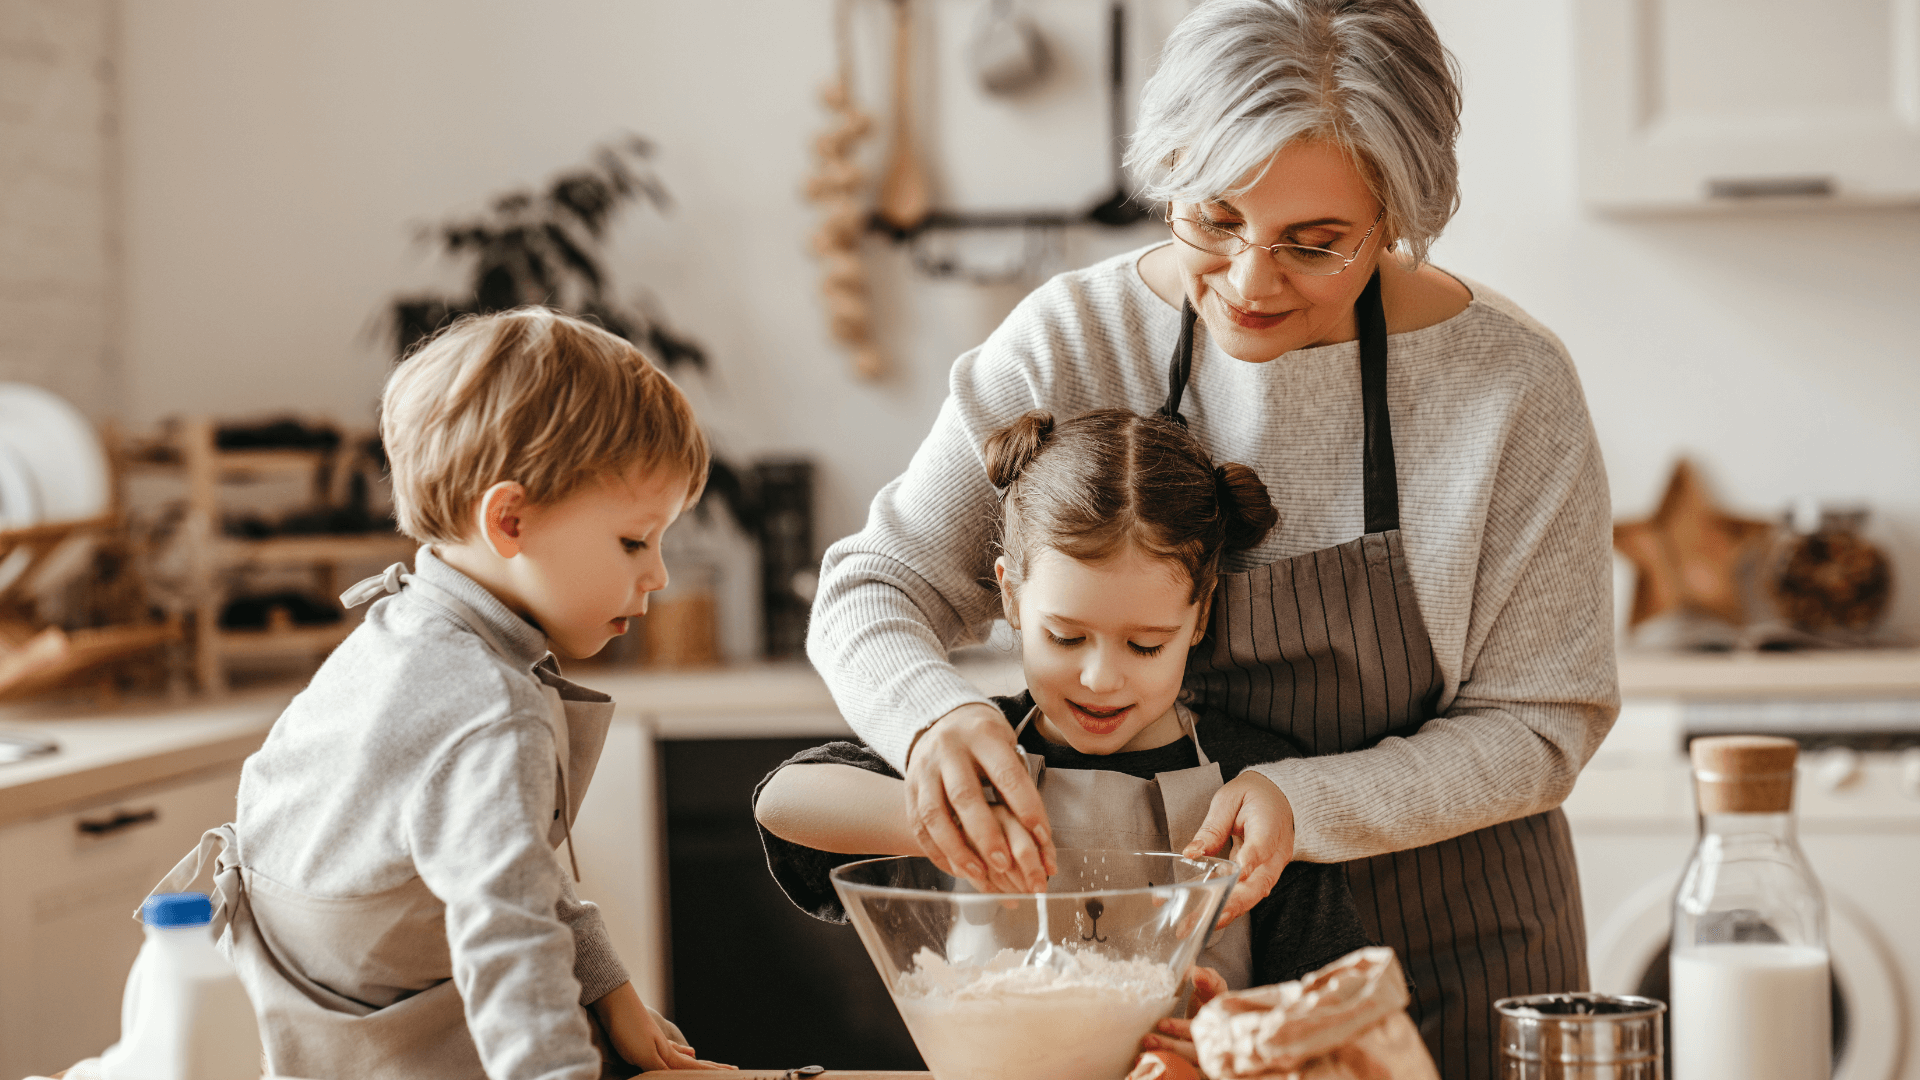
1135, 966, 1228, 1077
1184, 771, 1294, 928
591, 981, 736, 1072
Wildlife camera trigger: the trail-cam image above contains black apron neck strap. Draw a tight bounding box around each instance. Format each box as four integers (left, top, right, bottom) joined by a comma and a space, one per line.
1157, 269, 1401, 533
1357, 268, 1399, 533
1156, 300, 1200, 427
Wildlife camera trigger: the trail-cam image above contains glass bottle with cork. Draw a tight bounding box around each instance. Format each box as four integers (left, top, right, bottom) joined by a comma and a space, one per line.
1671, 734, 1830, 1080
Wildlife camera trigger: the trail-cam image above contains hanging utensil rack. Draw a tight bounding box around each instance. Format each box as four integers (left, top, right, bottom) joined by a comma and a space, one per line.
867, 0, 1157, 244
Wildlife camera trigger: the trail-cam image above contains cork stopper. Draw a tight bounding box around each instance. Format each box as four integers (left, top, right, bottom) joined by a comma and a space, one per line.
1690, 735, 1799, 814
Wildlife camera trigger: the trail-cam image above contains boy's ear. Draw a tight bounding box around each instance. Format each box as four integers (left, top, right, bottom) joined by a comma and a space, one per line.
993, 556, 1019, 628
478, 481, 530, 559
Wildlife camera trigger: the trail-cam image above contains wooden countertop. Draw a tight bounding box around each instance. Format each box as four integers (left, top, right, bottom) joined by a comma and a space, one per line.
0, 687, 289, 827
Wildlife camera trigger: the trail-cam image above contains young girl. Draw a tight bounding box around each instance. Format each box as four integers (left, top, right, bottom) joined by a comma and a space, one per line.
754, 408, 1370, 1000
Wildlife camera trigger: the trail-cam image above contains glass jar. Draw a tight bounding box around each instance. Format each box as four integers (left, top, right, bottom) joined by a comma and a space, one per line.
1670, 735, 1829, 1080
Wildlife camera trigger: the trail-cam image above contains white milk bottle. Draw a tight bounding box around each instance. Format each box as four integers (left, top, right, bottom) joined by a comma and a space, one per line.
1671, 735, 1830, 1080
99, 891, 264, 1080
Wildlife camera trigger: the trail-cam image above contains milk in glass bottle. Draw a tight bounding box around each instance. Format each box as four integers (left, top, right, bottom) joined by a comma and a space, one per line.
1671, 735, 1829, 1080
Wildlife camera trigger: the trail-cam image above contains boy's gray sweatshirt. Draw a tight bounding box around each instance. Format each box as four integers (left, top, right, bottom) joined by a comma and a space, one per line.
234, 548, 626, 1080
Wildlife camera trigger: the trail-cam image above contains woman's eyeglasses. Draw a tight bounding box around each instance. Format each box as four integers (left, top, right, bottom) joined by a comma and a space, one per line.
1167, 207, 1385, 277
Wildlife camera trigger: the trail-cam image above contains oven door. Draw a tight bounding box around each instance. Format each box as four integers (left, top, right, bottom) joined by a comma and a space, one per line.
1591, 870, 1907, 1080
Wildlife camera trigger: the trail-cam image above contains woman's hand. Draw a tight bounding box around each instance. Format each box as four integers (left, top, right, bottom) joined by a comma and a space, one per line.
905, 702, 1056, 893
591, 981, 736, 1072
1135, 965, 1230, 1076
1184, 771, 1295, 927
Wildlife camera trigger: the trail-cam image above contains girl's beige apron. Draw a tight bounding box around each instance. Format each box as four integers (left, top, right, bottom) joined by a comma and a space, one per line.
1159, 274, 1588, 1080
143, 567, 672, 1079
1011, 704, 1253, 990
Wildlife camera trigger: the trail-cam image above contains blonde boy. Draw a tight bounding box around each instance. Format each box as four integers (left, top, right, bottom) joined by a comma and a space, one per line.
147, 309, 725, 1078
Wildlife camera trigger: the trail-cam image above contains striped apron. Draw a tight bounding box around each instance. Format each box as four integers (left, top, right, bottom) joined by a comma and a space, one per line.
1158, 272, 1589, 1080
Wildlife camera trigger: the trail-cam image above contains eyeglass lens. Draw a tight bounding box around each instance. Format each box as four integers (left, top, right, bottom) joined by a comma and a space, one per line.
1170, 218, 1353, 276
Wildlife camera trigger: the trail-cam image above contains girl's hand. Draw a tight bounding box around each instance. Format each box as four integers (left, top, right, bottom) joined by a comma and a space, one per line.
591, 981, 736, 1072
905, 702, 1056, 892
1183, 771, 1295, 927
1135, 966, 1229, 1076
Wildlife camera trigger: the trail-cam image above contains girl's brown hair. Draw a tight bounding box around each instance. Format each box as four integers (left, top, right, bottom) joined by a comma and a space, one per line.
984, 408, 1278, 604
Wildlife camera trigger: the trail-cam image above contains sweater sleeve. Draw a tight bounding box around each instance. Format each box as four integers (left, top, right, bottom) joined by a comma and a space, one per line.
1251, 346, 1620, 862
806, 323, 1058, 770
557, 874, 628, 1005
409, 717, 600, 1080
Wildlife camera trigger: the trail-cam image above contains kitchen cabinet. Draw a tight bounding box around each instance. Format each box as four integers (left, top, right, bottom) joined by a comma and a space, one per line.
0, 691, 280, 1079
0, 766, 245, 1078
1574, 0, 1920, 210
571, 661, 1021, 1063
1567, 648, 1920, 1080
569, 665, 864, 1012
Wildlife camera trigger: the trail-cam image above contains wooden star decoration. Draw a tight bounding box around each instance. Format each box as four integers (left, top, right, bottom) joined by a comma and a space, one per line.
1613, 460, 1773, 628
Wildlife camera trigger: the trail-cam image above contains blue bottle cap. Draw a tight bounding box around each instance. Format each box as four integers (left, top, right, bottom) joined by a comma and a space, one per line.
142, 892, 213, 928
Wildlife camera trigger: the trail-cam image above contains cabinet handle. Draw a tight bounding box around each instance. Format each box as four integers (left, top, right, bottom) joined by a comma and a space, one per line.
1706, 176, 1834, 199
76, 808, 160, 836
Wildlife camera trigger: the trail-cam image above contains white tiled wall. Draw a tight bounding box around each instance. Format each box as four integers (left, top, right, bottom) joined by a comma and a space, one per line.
0, 0, 118, 417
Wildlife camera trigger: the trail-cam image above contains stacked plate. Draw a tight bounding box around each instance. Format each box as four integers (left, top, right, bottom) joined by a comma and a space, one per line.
0, 383, 111, 531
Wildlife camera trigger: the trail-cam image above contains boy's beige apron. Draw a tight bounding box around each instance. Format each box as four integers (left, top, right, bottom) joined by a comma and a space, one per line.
143, 566, 675, 1079
1158, 274, 1588, 1080
1011, 704, 1253, 990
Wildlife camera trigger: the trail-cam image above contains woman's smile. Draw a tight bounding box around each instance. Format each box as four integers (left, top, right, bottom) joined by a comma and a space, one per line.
1218, 295, 1297, 330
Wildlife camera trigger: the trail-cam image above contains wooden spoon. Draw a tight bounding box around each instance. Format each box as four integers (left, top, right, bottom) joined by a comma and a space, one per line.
877, 0, 932, 231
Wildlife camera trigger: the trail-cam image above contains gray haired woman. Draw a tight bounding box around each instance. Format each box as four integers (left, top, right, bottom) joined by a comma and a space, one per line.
806, 2, 1616, 1075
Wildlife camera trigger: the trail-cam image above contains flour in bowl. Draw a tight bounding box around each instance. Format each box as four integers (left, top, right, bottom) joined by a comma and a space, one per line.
893, 946, 1179, 1080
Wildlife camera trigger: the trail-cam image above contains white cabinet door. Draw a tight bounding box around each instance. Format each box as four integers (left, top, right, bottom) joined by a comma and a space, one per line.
570, 713, 668, 1008
0, 767, 242, 1080
568, 706, 854, 1012
1576, 0, 1920, 209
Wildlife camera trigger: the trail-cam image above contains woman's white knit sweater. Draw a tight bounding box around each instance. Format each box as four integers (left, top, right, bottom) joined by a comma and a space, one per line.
806, 244, 1620, 863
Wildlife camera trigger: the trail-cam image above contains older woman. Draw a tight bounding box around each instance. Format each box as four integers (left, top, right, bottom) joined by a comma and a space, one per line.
806, 1, 1617, 1075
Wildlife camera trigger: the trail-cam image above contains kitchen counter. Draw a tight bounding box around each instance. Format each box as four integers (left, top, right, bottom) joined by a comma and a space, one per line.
3, 647, 1909, 829
1617, 646, 1920, 699
579, 658, 1025, 738
0, 688, 290, 829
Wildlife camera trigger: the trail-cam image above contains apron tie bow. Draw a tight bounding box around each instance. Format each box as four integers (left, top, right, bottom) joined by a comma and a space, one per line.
340, 562, 409, 609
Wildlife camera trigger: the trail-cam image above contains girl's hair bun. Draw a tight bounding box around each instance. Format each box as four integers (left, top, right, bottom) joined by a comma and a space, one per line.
983, 410, 1056, 489
1215, 461, 1279, 552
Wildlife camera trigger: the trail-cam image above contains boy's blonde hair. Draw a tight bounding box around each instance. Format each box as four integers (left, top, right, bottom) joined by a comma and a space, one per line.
381, 307, 709, 544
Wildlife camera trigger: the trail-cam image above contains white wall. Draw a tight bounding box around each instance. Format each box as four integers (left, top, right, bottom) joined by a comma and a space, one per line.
1422, 0, 1920, 636
120, 1, 1164, 547
116, 0, 1920, 635
1, 0, 118, 416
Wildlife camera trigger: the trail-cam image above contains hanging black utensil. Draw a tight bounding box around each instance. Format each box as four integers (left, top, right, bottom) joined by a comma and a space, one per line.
1089, 0, 1153, 226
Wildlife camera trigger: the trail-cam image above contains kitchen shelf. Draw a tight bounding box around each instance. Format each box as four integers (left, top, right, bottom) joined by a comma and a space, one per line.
125, 446, 328, 479
207, 448, 333, 479
212, 622, 354, 661
154, 418, 403, 693
215, 533, 413, 568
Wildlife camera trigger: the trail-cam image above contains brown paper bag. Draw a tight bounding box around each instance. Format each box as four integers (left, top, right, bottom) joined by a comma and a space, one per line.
1192, 947, 1439, 1080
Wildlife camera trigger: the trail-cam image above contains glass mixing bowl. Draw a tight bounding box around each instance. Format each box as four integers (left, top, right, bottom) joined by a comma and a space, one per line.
831, 850, 1239, 1080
